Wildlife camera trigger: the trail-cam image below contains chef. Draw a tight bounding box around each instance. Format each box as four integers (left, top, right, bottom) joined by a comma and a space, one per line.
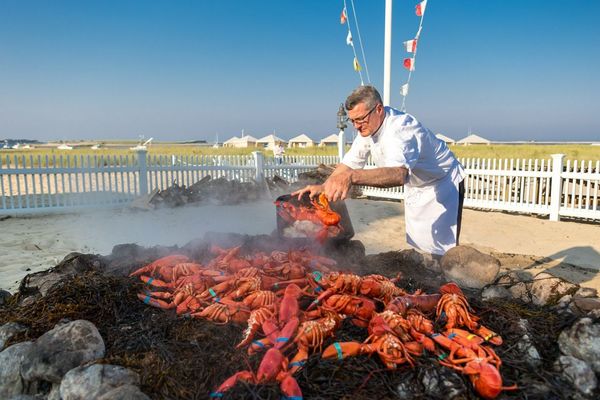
294, 85, 465, 255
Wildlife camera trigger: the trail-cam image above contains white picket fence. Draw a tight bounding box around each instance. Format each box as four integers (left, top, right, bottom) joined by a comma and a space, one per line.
1, 151, 598, 221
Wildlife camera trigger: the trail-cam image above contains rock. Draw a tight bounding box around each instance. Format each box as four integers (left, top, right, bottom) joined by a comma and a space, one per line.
575, 287, 598, 298
20, 320, 105, 383
508, 281, 531, 302
572, 297, 600, 312
60, 364, 141, 400
481, 285, 511, 301
516, 334, 542, 367
18, 253, 104, 299
0, 322, 27, 351
440, 246, 500, 289
0, 289, 12, 305
421, 367, 466, 399
97, 384, 151, 400
558, 318, 600, 374
554, 355, 597, 396
397, 249, 440, 273
0, 342, 36, 399
530, 272, 578, 306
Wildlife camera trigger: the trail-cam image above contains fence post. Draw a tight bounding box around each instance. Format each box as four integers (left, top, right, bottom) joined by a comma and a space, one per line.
253, 151, 265, 182
549, 153, 565, 221
137, 149, 149, 195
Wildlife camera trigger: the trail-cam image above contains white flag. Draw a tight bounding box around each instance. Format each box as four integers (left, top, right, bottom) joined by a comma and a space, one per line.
400, 84, 409, 97
403, 39, 417, 53
346, 30, 353, 46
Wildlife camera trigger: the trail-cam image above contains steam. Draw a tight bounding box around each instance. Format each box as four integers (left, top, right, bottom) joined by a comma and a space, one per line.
68, 200, 278, 255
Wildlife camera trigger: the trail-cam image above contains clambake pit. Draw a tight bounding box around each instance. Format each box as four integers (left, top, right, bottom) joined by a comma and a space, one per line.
1, 231, 599, 399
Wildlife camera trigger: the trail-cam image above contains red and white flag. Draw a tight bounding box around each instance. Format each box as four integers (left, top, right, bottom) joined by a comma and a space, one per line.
403, 58, 415, 71
400, 84, 409, 97
416, 0, 428, 17
346, 30, 353, 46
403, 39, 418, 53
340, 7, 348, 24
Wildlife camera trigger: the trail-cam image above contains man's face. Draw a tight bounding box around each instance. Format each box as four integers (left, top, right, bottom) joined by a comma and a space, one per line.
347, 102, 384, 137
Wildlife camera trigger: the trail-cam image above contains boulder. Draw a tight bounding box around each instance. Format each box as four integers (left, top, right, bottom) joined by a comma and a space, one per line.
97, 384, 151, 400
516, 334, 542, 367
0, 342, 36, 399
575, 287, 598, 298
60, 364, 141, 400
558, 318, 600, 374
530, 272, 578, 306
20, 320, 105, 383
440, 246, 500, 289
554, 355, 597, 396
0, 322, 27, 351
571, 297, 600, 313
0, 289, 12, 306
421, 367, 466, 399
481, 285, 511, 301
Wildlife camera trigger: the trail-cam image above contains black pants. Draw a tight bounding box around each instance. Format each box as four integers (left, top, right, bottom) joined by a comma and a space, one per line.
456, 180, 465, 245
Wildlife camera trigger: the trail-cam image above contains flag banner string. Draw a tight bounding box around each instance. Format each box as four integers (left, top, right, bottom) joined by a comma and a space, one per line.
401, 0, 428, 111
340, 0, 369, 86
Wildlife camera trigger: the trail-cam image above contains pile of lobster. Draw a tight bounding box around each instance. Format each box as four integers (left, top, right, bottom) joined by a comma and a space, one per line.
131, 246, 516, 399
275, 193, 343, 242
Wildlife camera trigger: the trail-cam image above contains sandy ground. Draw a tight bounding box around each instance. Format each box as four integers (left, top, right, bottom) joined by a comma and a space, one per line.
1, 198, 599, 293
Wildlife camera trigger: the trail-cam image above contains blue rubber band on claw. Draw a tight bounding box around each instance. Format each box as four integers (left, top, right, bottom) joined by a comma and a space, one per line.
289, 360, 306, 367
334, 342, 343, 360
209, 392, 223, 398
146, 277, 154, 285
143, 295, 151, 304
252, 340, 265, 348
276, 337, 289, 343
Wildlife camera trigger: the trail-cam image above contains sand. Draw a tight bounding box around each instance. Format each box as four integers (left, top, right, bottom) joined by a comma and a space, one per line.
1, 198, 599, 293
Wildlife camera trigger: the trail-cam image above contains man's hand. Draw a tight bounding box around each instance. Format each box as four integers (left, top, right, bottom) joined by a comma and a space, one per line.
291, 184, 323, 200
322, 167, 353, 202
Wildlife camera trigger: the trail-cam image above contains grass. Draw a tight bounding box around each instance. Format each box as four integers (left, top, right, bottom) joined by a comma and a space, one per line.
1, 143, 599, 164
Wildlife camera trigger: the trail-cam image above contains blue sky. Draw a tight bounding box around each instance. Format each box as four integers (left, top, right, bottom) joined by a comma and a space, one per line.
1, 0, 599, 142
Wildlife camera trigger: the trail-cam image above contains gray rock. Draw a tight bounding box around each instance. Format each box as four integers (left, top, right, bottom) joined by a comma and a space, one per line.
558, 318, 600, 373
516, 334, 542, 367
60, 364, 140, 400
508, 281, 531, 303
421, 367, 466, 399
575, 287, 598, 298
20, 320, 105, 383
0, 289, 12, 306
440, 246, 500, 289
397, 248, 441, 273
481, 285, 511, 301
0, 322, 27, 351
0, 341, 36, 399
97, 384, 151, 400
572, 297, 600, 313
47, 384, 61, 400
554, 355, 597, 396
530, 272, 578, 306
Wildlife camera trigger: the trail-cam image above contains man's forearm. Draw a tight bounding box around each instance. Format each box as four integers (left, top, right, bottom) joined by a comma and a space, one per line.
350, 167, 408, 187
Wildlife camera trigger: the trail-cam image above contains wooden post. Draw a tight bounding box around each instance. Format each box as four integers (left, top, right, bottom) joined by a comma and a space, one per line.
549, 154, 565, 221
137, 149, 149, 195
253, 151, 265, 183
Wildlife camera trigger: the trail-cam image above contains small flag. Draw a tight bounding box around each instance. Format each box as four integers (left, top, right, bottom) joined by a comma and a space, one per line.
403, 58, 415, 71
416, 0, 428, 17
403, 39, 418, 53
346, 30, 353, 46
340, 7, 348, 24
353, 57, 362, 72
400, 84, 409, 96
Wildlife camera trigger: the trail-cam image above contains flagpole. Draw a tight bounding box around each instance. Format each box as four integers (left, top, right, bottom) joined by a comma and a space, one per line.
383, 0, 392, 106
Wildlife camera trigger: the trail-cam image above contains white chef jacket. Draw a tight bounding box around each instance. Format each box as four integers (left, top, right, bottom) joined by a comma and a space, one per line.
342, 107, 465, 255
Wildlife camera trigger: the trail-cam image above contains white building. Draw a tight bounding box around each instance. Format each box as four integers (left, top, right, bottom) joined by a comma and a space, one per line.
456, 134, 491, 145
435, 133, 455, 144
288, 134, 315, 148
319, 134, 339, 147
257, 134, 287, 151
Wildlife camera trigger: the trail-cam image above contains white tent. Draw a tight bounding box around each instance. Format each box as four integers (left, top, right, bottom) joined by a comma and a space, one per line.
288, 134, 314, 148
256, 134, 287, 150
456, 134, 491, 145
319, 134, 339, 147
435, 133, 455, 144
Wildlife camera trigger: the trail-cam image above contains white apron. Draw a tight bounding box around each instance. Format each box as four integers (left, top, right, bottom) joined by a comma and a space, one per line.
404, 166, 463, 255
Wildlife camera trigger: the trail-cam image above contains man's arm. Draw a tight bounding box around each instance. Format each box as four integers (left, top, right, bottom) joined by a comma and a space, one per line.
350, 166, 408, 187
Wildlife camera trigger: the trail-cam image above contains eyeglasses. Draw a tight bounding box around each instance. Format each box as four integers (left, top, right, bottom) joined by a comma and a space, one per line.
346, 104, 378, 125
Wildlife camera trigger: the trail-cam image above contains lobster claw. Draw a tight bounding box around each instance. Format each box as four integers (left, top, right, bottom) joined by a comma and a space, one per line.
322, 341, 363, 360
